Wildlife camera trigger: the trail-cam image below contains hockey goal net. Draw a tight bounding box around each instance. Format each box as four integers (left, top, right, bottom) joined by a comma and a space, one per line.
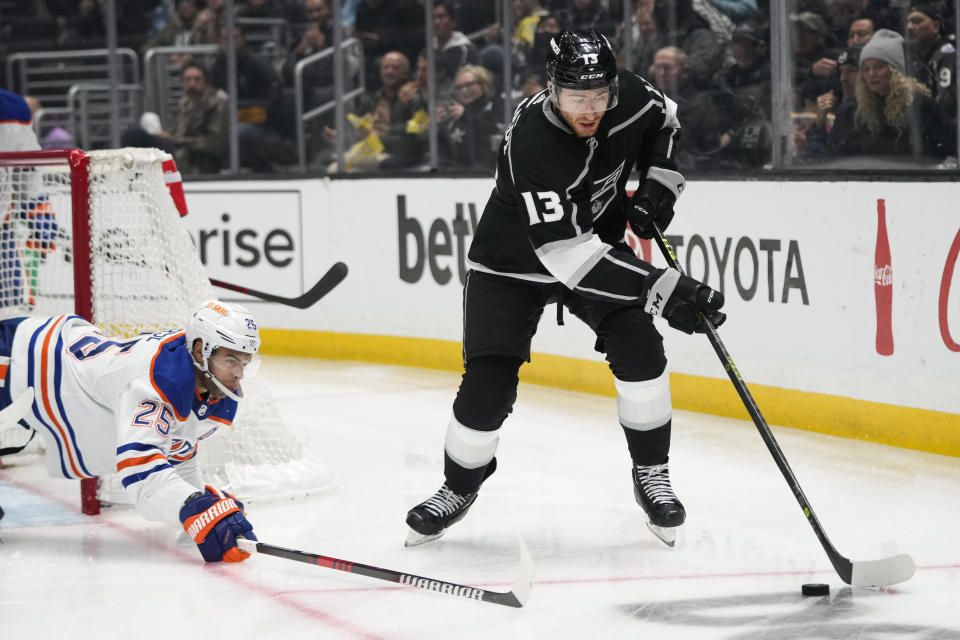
0, 148, 334, 512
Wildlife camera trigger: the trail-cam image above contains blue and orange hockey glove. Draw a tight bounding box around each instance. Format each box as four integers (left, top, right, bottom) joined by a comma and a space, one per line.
179, 485, 256, 562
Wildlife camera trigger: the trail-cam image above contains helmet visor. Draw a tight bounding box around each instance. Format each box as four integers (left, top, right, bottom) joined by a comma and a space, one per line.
552, 80, 619, 113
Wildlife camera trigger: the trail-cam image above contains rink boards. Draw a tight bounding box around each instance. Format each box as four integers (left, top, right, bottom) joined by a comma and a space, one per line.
178, 176, 960, 457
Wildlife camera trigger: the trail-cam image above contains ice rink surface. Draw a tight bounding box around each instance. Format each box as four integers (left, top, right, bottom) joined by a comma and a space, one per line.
2, 356, 959, 639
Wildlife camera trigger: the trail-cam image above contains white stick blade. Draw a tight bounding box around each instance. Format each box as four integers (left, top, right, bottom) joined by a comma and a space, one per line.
850, 553, 916, 587
236, 537, 258, 554
509, 536, 535, 607
0, 387, 34, 428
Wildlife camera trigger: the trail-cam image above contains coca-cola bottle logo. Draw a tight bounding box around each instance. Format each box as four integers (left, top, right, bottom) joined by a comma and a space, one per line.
875, 264, 893, 286
875, 199, 894, 356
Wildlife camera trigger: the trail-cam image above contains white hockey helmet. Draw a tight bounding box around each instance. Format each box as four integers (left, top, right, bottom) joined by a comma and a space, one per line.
186, 299, 261, 374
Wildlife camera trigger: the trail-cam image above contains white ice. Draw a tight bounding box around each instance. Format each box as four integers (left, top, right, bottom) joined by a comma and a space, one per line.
2, 357, 959, 639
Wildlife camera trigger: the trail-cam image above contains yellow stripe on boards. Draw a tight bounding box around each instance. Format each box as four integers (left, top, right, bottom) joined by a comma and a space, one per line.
260, 329, 960, 458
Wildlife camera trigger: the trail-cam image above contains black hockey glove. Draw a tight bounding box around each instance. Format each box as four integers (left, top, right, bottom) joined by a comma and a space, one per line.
626, 167, 685, 239
641, 268, 726, 334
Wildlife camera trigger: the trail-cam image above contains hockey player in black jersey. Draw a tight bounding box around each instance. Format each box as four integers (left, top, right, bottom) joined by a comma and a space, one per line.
406, 29, 725, 548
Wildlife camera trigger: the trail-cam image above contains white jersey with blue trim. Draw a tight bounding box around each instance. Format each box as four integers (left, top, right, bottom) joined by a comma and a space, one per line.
4, 315, 239, 526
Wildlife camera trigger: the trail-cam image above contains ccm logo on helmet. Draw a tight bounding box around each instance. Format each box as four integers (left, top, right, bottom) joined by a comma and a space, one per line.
581, 72, 605, 79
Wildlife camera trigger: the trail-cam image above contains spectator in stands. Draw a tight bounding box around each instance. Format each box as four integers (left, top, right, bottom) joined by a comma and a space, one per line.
798, 46, 861, 157
792, 11, 841, 111
518, 70, 546, 98
282, 0, 336, 106
354, 0, 424, 88
904, 2, 957, 134
325, 51, 425, 171
711, 20, 772, 168
290, 0, 331, 40
623, 4, 660, 78
847, 14, 876, 46
648, 0, 725, 81
122, 62, 228, 175
826, 29, 953, 161
825, 0, 863, 47
433, 1, 480, 90
438, 64, 500, 171
691, 0, 737, 48
650, 46, 724, 169
863, 1, 912, 31
833, 45, 862, 109
19, 94, 77, 151
211, 25, 294, 172
555, 0, 619, 34
143, 0, 203, 55
212, 25, 282, 125
480, 0, 549, 75
525, 13, 562, 85
712, 0, 760, 23
40, 127, 76, 151
715, 20, 771, 116
57, 0, 106, 49
195, 0, 229, 45
168, 62, 230, 175
399, 54, 430, 109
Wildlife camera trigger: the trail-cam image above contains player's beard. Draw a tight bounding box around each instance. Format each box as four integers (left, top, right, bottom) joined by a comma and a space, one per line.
557, 106, 603, 138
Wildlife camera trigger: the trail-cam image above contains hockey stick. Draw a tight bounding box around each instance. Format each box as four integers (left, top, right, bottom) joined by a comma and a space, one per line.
210, 262, 348, 309
236, 536, 534, 608
649, 224, 915, 588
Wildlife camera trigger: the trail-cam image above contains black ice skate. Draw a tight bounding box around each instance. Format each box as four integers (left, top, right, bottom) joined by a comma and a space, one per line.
405, 484, 479, 547
632, 460, 685, 547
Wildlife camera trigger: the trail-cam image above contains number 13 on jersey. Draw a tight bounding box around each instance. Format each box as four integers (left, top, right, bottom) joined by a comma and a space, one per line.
522, 190, 564, 224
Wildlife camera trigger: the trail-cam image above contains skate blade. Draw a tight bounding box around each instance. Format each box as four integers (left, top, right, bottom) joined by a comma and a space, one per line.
405, 528, 445, 547
646, 521, 678, 547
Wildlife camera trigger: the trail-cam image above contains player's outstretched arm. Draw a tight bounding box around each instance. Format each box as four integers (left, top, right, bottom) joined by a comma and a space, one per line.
641, 268, 726, 334
180, 485, 257, 562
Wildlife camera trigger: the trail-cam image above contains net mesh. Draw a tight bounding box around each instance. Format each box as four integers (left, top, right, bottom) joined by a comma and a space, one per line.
0, 148, 333, 503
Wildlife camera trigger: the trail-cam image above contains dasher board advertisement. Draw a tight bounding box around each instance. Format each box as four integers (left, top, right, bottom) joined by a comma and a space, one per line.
180, 176, 960, 419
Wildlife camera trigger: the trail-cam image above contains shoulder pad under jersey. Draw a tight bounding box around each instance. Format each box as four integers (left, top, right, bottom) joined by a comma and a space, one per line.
149, 333, 196, 421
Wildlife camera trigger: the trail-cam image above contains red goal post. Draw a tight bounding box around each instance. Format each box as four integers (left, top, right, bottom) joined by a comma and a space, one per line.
0, 148, 334, 513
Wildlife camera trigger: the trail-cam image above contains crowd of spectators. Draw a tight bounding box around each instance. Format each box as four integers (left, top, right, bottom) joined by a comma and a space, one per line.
3, 0, 958, 175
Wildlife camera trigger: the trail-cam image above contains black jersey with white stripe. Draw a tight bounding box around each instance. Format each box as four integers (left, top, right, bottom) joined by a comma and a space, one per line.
466, 69, 681, 304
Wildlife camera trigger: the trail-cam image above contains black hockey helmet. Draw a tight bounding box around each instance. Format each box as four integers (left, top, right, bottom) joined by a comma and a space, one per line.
545, 29, 619, 112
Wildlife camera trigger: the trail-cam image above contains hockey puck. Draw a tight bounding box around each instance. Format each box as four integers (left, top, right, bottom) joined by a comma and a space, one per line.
801, 583, 829, 596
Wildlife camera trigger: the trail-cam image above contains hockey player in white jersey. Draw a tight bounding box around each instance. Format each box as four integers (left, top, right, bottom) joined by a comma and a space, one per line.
0, 299, 260, 562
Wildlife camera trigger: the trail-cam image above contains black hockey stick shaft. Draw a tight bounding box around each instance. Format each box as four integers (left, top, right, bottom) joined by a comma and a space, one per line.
211, 262, 348, 309
237, 539, 530, 608
648, 227, 855, 584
